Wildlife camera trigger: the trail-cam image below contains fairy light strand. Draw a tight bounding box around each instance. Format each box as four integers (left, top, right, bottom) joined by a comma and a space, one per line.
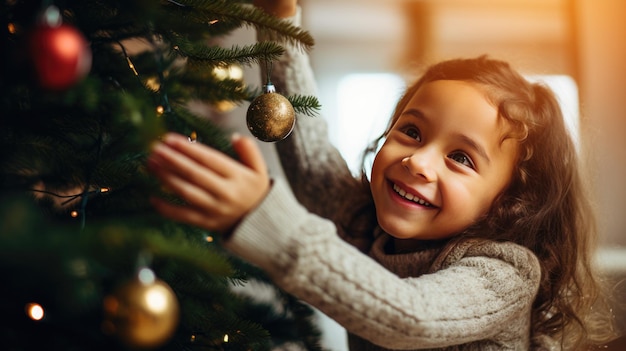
149, 37, 172, 115
29, 187, 111, 206
117, 41, 144, 87
77, 122, 106, 228
117, 39, 172, 117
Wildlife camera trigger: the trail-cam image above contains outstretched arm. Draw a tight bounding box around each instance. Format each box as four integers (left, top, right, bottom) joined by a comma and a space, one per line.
147, 132, 540, 350
254, 1, 359, 224
224, 177, 541, 350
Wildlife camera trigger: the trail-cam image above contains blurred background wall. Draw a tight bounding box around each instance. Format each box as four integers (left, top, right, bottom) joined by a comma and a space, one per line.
301, 2, 626, 348
211, 0, 626, 349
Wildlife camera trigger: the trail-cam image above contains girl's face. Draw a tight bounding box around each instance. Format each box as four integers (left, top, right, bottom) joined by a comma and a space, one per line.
370, 80, 518, 243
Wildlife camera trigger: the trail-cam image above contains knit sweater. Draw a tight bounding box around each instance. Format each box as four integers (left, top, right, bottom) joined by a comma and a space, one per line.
223, 8, 547, 351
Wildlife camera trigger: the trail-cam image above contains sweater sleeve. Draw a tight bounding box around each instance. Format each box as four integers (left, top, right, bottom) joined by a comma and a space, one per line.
256, 8, 359, 223
224, 179, 542, 350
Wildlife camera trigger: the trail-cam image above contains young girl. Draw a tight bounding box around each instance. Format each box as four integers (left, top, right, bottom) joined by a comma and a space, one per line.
147, 1, 616, 350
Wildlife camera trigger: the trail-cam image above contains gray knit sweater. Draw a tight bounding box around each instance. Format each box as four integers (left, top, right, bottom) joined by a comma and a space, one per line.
223, 8, 550, 351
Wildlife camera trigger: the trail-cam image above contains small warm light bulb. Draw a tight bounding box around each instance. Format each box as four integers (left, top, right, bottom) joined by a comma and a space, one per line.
156, 105, 165, 115
26, 303, 44, 321
190, 334, 196, 342
209, 19, 219, 25
205, 235, 214, 243
70, 210, 79, 218
7, 23, 16, 34
126, 57, 138, 76
223, 334, 229, 342
188, 131, 197, 143
100, 187, 110, 193
145, 77, 160, 90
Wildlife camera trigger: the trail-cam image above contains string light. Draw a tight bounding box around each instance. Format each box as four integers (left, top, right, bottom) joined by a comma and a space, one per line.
223, 334, 229, 342
70, 210, 79, 218
145, 77, 160, 90
190, 334, 196, 342
25, 303, 45, 321
31, 186, 111, 206
205, 235, 214, 243
209, 19, 219, 25
156, 105, 165, 115
7, 23, 16, 34
126, 56, 138, 76
188, 131, 197, 143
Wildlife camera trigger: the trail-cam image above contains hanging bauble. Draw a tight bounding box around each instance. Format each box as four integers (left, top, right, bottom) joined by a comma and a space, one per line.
246, 83, 295, 142
28, 6, 92, 91
102, 268, 180, 349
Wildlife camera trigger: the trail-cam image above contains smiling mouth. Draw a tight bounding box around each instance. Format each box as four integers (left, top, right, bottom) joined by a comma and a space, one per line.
392, 183, 434, 207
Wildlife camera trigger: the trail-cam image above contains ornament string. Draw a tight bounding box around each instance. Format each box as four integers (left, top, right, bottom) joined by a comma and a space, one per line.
264, 58, 273, 87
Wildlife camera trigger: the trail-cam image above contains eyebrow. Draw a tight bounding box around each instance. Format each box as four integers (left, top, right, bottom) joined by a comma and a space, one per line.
457, 134, 491, 165
401, 108, 491, 165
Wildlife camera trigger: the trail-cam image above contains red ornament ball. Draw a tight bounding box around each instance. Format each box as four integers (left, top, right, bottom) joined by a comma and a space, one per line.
29, 23, 92, 91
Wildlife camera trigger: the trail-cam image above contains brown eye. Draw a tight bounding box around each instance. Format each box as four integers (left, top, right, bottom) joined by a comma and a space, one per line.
403, 126, 421, 142
448, 152, 475, 169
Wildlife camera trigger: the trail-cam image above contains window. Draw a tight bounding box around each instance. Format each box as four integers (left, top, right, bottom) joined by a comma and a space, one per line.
336, 73, 405, 175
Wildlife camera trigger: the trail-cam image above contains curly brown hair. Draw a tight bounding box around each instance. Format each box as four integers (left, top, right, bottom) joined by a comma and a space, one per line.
357, 56, 617, 349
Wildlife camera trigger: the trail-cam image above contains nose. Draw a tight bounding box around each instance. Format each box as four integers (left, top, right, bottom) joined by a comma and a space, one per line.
401, 151, 438, 182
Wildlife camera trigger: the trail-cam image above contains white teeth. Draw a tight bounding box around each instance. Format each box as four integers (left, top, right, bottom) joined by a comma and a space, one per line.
393, 184, 432, 207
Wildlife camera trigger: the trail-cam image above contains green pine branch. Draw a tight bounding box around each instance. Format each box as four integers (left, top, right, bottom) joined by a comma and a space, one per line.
287, 94, 322, 117
161, 0, 315, 50
171, 41, 285, 67
1, 0, 325, 349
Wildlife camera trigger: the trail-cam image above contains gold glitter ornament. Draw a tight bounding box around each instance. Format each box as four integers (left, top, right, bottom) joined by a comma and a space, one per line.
102, 269, 180, 349
246, 84, 295, 142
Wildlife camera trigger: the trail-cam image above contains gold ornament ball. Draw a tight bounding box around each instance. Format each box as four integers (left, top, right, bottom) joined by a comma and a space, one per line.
102, 278, 180, 349
246, 92, 295, 142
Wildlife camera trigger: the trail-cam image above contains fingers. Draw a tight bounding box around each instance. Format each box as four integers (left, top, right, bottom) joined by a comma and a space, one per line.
231, 133, 267, 176
157, 133, 234, 179
150, 196, 223, 230
147, 132, 271, 233
148, 137, 224, 209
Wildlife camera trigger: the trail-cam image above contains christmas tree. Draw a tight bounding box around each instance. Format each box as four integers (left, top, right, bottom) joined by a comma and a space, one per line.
0, 0, 322, 350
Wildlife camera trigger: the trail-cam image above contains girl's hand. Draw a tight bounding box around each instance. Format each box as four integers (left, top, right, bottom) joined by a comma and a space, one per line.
147, 133, 270, 233
253, 0, 297, 18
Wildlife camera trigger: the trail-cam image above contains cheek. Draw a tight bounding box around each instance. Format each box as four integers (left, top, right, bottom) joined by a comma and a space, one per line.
473, 183, 507, 219
443, 181, 492, 222
370, 149, 391, 183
